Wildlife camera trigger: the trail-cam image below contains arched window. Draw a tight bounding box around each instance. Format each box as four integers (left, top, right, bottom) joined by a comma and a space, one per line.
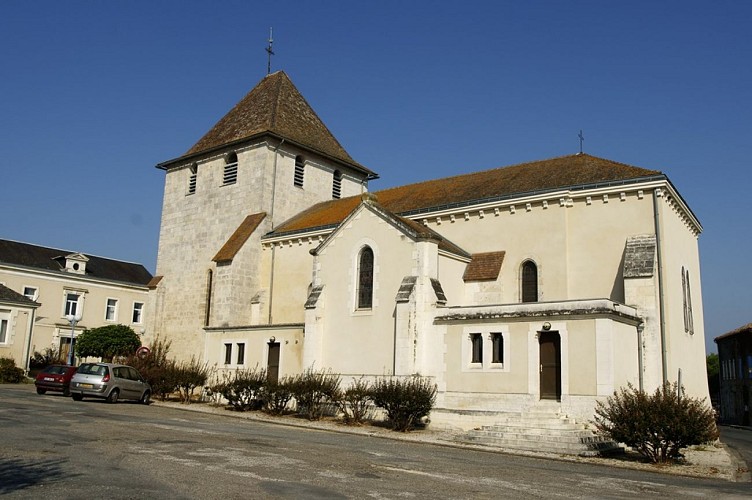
294, 156, 305, 188
357, 246, 374, 309
223, 153, 238, 185
683, 267, 694, 335
521, 261, 538, 303
332, 170, 342, 199
204, 269, 213, 326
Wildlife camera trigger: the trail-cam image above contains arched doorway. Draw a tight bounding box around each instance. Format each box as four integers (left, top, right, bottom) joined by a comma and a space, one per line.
539, 331, 561, 401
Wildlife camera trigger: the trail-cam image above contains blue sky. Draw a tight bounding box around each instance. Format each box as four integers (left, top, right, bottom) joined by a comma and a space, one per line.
1, 1, 749, 353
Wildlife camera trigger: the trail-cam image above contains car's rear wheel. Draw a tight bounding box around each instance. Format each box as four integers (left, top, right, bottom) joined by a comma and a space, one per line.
106, 389, 119, 404
140, 390, 151, 405
72, 393, 83, 401
36, 388, 46, 395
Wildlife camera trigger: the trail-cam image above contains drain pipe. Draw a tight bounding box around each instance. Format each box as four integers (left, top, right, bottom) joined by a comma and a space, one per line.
653, 188, 668, 383
637, 322, 644, 391
268, 138, 285, 324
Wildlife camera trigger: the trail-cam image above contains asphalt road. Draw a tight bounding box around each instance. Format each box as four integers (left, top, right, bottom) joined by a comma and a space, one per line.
0, 384, 749, 499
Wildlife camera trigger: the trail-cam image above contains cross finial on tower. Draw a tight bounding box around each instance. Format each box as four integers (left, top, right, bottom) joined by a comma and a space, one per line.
266, 27, 275, 75
578, 130, 584, 154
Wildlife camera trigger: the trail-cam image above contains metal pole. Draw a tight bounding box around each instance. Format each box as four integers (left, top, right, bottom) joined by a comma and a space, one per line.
66, 314, 81, 365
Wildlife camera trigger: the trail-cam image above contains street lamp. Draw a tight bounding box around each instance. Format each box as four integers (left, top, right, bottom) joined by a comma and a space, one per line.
66, 313, 82, 366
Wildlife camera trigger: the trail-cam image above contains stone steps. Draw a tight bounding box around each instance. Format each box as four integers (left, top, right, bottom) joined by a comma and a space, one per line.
454, 407, 622, 457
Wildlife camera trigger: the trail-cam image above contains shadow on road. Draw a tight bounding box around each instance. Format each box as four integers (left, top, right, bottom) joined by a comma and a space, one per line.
0, 457, 72, 494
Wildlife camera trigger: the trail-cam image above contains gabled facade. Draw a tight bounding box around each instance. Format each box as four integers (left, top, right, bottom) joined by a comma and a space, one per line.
0, 284, 39, 368
149, 72, 710, 428
0, 239, 152, 371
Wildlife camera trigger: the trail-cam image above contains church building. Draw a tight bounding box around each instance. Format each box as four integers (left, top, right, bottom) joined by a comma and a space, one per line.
147, 71, 709, 429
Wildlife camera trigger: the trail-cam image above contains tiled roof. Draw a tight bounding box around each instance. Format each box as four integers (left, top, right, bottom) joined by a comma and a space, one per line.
147, 275, 163, 289
213, 213, 267, 263
463, 252, 506, 282
269, 154, 663, 236
0, 284, 39, 307
0, 239, 153, 286
169, 71, 373, 176
715, 323, 752, 342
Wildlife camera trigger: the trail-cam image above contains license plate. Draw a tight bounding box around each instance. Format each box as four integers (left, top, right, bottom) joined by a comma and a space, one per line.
44, 377, 54, 381
79, 383, 93, 389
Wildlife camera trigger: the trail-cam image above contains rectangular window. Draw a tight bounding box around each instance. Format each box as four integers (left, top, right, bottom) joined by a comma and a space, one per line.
65, 293, 80, 316
471, 333, 483, 364
491, 333, 504, 364
223, 162, 238, 185
132, 302, 144, 324
0, 318, 8, 344
188, 173, 197, 194
23, 287, 38, 301
236, 343, 245, 365
105, 298, 118, 321
224, 343, 232, 365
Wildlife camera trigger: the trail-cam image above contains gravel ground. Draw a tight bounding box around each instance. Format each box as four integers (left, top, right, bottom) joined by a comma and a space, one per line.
152, 400, 750, 483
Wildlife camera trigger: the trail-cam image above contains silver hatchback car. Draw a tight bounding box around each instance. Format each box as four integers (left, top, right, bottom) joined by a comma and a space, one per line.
70, 363, 151, 404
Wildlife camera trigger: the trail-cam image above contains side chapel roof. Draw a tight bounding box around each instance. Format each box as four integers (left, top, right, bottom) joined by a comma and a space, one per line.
269, 153, 664, 237
0, 239, 153, 286
159, 71, 375, 177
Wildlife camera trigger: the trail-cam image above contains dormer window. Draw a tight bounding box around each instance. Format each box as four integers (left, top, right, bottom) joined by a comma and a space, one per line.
294, 156, 305, 188
223, 153, 238, 185
332, 170, 342, 199
64, 253, 89, 275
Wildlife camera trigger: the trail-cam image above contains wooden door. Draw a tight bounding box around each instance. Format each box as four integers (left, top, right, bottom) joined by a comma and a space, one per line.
539, 331, 561, 400
267, 342, 280, 384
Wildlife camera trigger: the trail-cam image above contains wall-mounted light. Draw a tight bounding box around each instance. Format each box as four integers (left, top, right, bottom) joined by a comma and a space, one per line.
269, 336, 276, 343
542, 322, 551, 331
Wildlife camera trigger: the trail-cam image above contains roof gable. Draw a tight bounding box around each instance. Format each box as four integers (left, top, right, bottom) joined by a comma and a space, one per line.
270, 154, 664, 236
311, 195, 469, 259
176, 71, 372, 175
0, 239, 153, 286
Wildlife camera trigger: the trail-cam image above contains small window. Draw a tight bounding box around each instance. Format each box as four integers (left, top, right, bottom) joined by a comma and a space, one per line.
187, 164, 197, 195
332, 170, 342, 199
471, 333, 483, 364
132, 302, 144, 324
65, 293, 80, 316
682, 267, 694, 335
491, 333, 504, 364
0, 318, 8, 344
236, 343, 245, 365
521, 261, 538, 303
205, 270, 213, 327
294, 156, 305, 188
105, 298, 118, 321
23, 286, 37, 301
224, 343, 232, 365
357, 246, 374, 309
223, 153, 238, 185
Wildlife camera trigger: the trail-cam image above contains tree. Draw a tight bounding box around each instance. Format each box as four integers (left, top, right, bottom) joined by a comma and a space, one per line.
75, 324, 141, 362
706, 353, 720, 401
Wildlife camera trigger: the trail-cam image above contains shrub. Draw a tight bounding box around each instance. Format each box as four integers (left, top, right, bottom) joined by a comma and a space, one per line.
173, 357, 210, 404
594, 382, 719, 463
29, 347, 65, 370
213, 366, 267, 411
0, 357, 25, 383
338, 377, 373, 425
290, 368, 341, 420
370, 376, 437, 432
262, 376, 295, 415
75, 324, 141, 361
124, 336, 176, 401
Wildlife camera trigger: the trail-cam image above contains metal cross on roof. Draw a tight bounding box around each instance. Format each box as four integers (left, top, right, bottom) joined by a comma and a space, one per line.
266, 27, 275, 75
578, 130, 585, 154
